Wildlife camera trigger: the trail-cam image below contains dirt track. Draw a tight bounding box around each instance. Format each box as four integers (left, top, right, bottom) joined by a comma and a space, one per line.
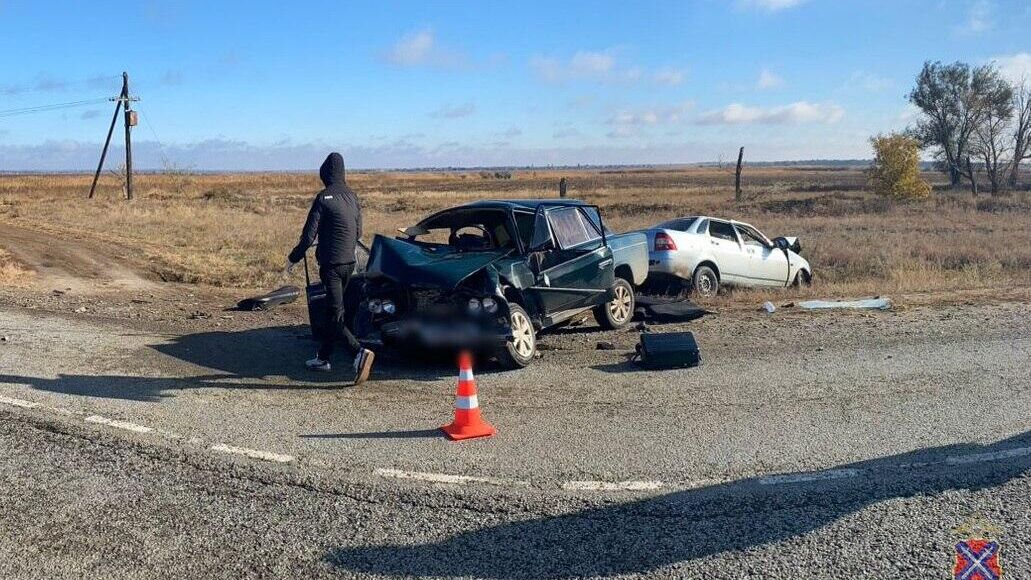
0, 223, 155, 293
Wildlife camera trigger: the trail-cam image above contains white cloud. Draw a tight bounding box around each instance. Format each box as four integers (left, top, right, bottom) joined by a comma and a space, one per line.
532, 49, 634, 83
530, 49, 677, 86
496, 127, 523, 138
608, 102, 694, 127
756, 68, 784, 90
570, 50, 615, 75
991, 52, 1031, 84
385, 27, 466, 69
0, 137, 875, 170
737, 0, 806, 12
653, 68, 686, 86
428, 102, 476, 119
848, 70, 892, 92
956, 0, 993, 34
387, 29, 434, 65
696, 101, 844, 125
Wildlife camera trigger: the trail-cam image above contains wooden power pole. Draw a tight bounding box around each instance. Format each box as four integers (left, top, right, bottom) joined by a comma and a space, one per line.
88, 72, 138, 199
734, 146, 745, 202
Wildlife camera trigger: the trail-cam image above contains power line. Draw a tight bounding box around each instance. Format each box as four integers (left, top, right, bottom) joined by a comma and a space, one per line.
139, 110, 172, 167
0, 74, 122, 97
0, 98, 110, 119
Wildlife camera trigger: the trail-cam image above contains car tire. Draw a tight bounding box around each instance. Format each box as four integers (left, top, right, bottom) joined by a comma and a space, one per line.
594, 278, 635, 330
497, 303, 536, 369
692, 265, 719, 298
793, 269, 812, 287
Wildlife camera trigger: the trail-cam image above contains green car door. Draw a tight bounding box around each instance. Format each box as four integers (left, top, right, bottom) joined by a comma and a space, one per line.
527, 205, 613, 315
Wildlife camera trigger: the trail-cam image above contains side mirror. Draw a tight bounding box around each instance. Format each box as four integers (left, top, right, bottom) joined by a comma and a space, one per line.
773, 237, 789, 251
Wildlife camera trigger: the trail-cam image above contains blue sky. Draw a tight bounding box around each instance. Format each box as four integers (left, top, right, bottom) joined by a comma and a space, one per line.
1, 0, 1029, 170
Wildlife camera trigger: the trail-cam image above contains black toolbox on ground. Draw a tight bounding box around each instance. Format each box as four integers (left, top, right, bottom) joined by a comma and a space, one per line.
636, 331, 701, 369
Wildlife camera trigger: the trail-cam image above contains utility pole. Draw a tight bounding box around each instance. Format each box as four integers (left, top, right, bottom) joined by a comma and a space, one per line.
88, 72, 139, 200
122, 72, 137, 200
734, 146, 745, 202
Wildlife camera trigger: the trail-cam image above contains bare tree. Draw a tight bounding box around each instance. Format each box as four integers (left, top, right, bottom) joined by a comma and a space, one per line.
1010, 80, 1031, 188
971, 84, 1016, 194
908, 61, 1010, 187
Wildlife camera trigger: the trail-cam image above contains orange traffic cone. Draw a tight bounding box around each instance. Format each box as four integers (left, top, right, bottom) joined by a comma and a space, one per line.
441, 351, 496, 441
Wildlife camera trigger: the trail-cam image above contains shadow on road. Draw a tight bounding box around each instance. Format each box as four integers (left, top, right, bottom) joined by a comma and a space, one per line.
326, 431, 1031, 578
1, 325, 483, 402
153, 325, 468, 384
299, 428, 443, 440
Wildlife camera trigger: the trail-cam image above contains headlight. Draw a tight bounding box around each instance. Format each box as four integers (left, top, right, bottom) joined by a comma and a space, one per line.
467, 298, 481, 314
481, 297, 498, 313
382, 300, 396, 314
368, 299, 382, 313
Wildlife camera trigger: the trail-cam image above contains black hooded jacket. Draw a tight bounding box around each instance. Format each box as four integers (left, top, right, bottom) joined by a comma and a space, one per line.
288, 153, 363, 266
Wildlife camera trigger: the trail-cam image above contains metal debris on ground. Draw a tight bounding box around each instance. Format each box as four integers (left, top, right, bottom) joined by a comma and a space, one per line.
596, 341, 617, 350
797, 297, 892, 311
236, 285, 301, 311
634, 295, 709, 323
762, 301, 776, 314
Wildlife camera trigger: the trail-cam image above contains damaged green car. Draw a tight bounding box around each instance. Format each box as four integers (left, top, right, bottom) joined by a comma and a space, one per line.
341, 199, 648, 368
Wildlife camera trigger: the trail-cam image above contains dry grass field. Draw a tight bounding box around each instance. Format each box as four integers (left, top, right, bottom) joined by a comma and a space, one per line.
1, 166, 1029, 301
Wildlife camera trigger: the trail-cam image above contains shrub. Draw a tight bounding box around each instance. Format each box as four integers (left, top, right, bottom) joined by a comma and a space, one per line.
869, 133, 931, 199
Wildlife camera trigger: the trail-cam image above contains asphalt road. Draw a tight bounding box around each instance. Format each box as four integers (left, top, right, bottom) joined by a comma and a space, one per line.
2, 408, 1029, 579
1, 299, 1029, 577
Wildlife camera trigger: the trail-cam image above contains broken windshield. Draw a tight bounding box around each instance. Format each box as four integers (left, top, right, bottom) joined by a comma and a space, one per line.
408, 209, 518, 252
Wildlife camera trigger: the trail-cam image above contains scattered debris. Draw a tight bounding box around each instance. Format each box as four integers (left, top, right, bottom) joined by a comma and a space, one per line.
596, 341, 617, 350
1, 335, 9, 342
797, 297, 892, 311
536, 343, 564, 351
635, 295, 708, 323
567, 312, 591, 327
636, 331, 701, 369
188, 311, 211, 320
52, 289, 65, 297
635, 321, 651, 332
761, 301, 776, 314
236, 285, 300, 311
131, 298, 151, 304
74, 306, 87, 313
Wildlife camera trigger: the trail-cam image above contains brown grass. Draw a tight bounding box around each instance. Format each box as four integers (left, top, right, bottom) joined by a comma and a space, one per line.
0, 248, 34, 286
1, 167, 1029, 297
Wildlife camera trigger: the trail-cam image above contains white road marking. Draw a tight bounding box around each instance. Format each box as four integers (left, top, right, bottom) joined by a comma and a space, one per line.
0, 395, 39, 409
374, 468, 529, 487
758, 468, 861, 486
210, 443, 295, 463
84, 414, 154, 434
561, 480, 665, 491
945, 446, 1031, 465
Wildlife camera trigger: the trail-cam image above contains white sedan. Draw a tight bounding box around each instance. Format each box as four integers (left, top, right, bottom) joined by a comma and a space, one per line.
637, 216, 812, 297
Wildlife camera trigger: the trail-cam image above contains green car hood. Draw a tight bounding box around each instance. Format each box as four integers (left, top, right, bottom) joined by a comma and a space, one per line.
365, 235, 508, 291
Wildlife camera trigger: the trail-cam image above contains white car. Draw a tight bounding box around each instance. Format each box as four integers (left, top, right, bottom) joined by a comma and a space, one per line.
637, 216, 812, 297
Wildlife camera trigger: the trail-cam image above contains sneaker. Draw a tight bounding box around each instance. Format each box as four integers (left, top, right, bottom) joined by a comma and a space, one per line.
305, 356, 331, 372
352, 348, 375, 385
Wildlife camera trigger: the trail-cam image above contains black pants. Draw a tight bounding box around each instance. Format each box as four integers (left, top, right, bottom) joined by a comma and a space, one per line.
318, 262, 363, 360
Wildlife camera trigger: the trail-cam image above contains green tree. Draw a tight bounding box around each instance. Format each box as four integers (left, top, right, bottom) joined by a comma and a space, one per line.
869, 133, 931, 199
908, 61, 1012, 187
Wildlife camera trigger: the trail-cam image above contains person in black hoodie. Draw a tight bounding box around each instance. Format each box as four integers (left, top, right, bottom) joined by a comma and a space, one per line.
287, 152, 374, 384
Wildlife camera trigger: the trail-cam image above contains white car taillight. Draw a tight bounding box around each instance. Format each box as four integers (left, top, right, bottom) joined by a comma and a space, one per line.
654, 232, 678, 251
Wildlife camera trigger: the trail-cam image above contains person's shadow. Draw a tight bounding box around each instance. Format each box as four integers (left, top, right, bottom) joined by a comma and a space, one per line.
3, 325, 476, 403
326, 430, 1031, 578
152, 325, 466, 384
